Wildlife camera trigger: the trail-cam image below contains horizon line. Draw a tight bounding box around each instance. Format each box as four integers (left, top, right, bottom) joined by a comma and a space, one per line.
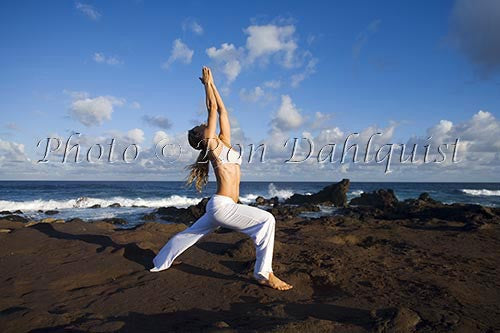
0, 180, 499, 184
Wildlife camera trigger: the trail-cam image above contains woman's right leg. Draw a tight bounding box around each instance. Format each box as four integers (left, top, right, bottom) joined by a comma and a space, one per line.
221, 204, 276, 280
213, 200, 292, 290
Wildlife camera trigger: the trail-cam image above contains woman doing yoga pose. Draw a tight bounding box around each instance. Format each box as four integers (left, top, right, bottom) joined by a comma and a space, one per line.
149, 67, 292, 291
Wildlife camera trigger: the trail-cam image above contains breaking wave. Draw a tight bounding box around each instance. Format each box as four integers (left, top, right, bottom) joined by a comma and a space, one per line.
0, 195, 203, 212
239, 183, 295, 204
350, 190, 364, 197
461, 189, 500, 197
268, 183, 294, 200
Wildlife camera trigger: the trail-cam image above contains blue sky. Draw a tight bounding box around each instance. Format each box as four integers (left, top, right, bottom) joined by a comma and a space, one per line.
0, 0, 499, 181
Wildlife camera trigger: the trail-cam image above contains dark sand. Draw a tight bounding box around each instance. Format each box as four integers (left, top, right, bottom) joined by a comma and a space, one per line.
1, 200, 499, 332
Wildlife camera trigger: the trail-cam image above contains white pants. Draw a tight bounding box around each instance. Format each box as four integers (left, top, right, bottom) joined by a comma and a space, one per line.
150, 194, 276, 280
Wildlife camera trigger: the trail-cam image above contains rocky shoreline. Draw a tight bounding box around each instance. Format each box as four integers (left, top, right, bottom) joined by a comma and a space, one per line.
1, 180, 499, 332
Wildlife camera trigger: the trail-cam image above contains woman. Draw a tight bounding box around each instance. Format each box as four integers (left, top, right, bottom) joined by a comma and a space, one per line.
149, 67, 292, 291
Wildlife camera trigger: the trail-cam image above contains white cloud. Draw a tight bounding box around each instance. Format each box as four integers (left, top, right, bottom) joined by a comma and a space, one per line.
291, 56, 317, 87
228, 114, 248, 145
315, 127, 345, 144
130, 101, 141, 110
125, 128, 145, 144
142, 115, 172, 129
263, 80, 281, 89
93, 53, 105, 63
106, 128, 145, 145
68, 92, 125, 127
428, 120, 454, 140
353, 19, 381, 60
93, 52, 123, 66
153, 131, 170, 145
306, 34, 317, 45
245, 24, 298, 68
271, 95, 304, 131
163, 39, 194, 69
64, 90, 89, 99
0, 139, 27, 162
182, 18, 203, 35
265, 126, 292, 155
4, 122, 19, 131
206, 43, 244, 83
3, 109, 499, 181
310, 112, 334, 129
239, 84, 277, 103
421, 110, 500, 154
239, 86, 265, 103
206, 22, 314, 84
75, 2, 101, 21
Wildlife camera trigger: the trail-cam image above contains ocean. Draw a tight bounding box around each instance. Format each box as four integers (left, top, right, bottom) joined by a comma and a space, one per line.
1, 181, 499, 228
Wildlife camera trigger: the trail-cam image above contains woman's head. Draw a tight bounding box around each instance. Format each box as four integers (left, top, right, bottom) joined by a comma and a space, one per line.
188, 123, 207, 150
185, 123, 209, 193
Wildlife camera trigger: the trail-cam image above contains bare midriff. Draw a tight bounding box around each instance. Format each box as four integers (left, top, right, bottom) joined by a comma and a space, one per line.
209, 138, 241, 203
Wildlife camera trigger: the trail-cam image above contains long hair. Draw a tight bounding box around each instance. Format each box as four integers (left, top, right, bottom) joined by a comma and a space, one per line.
185, 125, 210, 192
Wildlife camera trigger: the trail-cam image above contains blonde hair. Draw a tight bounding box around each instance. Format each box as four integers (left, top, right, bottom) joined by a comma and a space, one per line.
185, 126, 210, 192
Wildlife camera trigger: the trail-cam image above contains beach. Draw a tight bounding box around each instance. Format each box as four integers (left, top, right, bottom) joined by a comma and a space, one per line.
1, 180, 499, 332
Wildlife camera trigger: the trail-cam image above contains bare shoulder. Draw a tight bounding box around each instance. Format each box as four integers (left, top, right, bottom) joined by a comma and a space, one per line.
205, 136, 219, 151
206, 136, 224, 160
218, 134, 231, 148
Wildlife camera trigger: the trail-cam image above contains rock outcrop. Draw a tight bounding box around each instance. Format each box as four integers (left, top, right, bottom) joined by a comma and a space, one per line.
349, 189, 398, 209
285, 179, 350, 207
155, 197, 210, 224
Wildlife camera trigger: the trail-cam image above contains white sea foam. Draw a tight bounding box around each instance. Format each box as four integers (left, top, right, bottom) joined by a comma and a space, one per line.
0, 195, 202, 212
238, 183, 295, 204
268, 183, 294, 200
461, 189, 500, 197
239, 193, 259, 204
0, 184, 300, 212
350, 190, 364, 196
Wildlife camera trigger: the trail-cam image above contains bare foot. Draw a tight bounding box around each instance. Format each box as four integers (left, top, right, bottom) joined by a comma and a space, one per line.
256, 272, 293, 291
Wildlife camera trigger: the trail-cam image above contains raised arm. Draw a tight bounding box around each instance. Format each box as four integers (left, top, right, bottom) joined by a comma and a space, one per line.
209, 73, 231, 146
201, 67, 219, 151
